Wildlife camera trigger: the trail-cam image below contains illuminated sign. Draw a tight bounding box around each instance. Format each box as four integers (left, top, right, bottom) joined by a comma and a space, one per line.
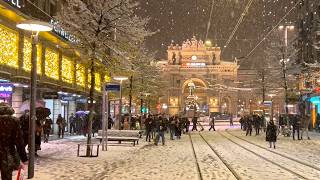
182, 63, 206, 67
4, 0, 22, 8
0, 93, 11, 98
50, 19, 79, 43
0, 83, 13, 94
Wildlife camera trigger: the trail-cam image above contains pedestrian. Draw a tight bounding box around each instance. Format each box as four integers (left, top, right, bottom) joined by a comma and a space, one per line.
209, 115, 216, 131
145, 115, 152, 142
254, 115, 261, 135
292, 115, 301, 140
175, 117, 182, 139
155, 116, 166, 145
19, 110, 30, 148
43, 117, 53, 143
169, 116, 176, 140
56, 114, 66, 138
192, 116, 198, 131
0, 103, 28, 180
246, 116, 253, 136
239, 116, 244, 130
69, 113, 76, 134
229, 114, 233, 126
266, 120, 278, 149
185, 117, 190, 133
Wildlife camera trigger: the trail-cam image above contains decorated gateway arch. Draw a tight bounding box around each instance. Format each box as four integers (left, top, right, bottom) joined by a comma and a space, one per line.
158, 36, 239, 115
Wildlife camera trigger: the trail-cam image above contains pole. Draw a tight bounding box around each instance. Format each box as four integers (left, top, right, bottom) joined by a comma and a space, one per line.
129, 75, 133, 129
28, 33, 38, 179
102, 84, 106, 151
271, 98, 274, 121
283, 27, 289, 125
119, 81, 122, 130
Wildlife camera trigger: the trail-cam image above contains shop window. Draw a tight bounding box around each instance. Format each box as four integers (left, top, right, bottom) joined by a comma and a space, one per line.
23, 38, 42, 74
76, 64, 85, 87
62, 56, 74, 84
0, 25, 18, 68
45, 48, 59, 80
88, 72, 102, 91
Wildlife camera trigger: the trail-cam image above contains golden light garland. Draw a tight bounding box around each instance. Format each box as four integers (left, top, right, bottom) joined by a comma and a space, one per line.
105, 74, 111, 82
88, 72, 101, 91
61, 56, 74, 84
45, 48, 59, 80
0, 25, 18, 68
23, 38, 42, 74
76, 64, 85, 87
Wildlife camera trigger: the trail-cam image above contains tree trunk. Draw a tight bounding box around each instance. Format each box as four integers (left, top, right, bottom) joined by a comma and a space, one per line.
86, 58, 95, 157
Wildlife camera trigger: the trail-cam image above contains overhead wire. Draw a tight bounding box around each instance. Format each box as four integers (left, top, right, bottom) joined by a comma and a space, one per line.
244, 0, 302, 59
221, 0, 255, 54
205, 0, 215, 40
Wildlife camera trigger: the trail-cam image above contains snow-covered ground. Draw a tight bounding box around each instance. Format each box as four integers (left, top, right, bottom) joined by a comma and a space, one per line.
12, 127, 320, 180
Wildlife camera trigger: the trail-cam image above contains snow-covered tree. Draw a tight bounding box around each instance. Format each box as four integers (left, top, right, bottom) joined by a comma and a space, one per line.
56, 0, 149, 156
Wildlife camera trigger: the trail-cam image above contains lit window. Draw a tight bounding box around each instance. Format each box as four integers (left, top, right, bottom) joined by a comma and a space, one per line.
45, 48, 59, 80
62, 56, 74, 84
76, 64, 85, 87
23, 38, 42, 74
88, 72, 102, 91
0, 25, 18, 68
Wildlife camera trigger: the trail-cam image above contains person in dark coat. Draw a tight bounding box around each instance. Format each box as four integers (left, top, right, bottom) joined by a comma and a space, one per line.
246, 116, 253, 136
209, 116, 215, 131
19, 110, 30, 148
266, 120, 278, 149
145, 115, 152, 142
56, 114, 66, 138
43, 117, 53, 143
0, 103, 28, 180
192, 116, 198, 131
185, 117, 190, 133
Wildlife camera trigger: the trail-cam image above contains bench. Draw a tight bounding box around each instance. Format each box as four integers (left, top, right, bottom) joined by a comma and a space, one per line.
96, 130, 140, 146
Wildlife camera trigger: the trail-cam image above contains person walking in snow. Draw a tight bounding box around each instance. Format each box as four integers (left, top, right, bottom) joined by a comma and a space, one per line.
56, 114, 66, 138
209, 115, 215, 131
155, 116, 166, 146
266, 120, 278, 149
246, 116, 253, 136
0, 103, 28, 180
192, 116, 198, 131
43, 117, 53, 143
145, 115, 152, 142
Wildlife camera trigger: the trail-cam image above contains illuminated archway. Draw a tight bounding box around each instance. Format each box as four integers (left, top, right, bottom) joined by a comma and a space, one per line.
181, 78, 207, 93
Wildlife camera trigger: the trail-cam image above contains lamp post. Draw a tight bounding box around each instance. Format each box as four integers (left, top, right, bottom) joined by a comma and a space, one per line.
278, 25, 294, 119
268, 94, 276, 122
16, 20, 52, 179
113, 76, 128, 129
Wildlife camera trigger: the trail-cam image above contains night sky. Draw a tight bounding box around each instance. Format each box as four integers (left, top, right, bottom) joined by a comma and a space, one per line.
135, 0, 298, 66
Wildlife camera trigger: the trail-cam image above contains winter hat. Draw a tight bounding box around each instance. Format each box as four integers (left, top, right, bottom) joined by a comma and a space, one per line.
0, 102, 15, 115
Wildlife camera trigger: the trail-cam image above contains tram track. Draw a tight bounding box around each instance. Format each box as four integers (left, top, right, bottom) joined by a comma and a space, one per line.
225, 130, 320, 172
218, 131, 312, 179
189, 133, 241, 180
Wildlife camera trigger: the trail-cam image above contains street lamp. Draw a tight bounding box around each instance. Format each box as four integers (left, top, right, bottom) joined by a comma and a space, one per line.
113, 76, 128, 129
278, 25, 294, 118
268, 94, 276, 121
17, 20, 52, 179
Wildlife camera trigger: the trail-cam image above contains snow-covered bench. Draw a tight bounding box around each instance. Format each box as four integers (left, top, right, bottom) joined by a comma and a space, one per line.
96, 130, 140, 146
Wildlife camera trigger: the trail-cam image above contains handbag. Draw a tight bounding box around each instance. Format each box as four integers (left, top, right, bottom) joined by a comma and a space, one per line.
7, 148, 21, 170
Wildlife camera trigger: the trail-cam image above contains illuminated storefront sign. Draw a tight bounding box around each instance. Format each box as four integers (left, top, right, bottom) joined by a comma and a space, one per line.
50, 19, 79, 43
4, 0, 22, 8
0, 83, 13, 94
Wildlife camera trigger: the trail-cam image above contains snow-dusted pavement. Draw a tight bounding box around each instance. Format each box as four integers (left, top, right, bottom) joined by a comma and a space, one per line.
14, 128, 320, 180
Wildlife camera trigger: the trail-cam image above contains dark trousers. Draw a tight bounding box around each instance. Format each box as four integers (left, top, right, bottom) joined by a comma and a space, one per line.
155, 131, 165, 145
43, 129, 50, 143
169, 126, 175, 140
209, 125, 215, 131
185, 124, 189, 132
146, 129, 151, 142
70, 124, 76, 134
0, 167, 12, 180
192, 123, 197, 131
293, 126, 300, 140
255, 127, 260, 135
58, 126, 64, 138
246, 128, 252, 136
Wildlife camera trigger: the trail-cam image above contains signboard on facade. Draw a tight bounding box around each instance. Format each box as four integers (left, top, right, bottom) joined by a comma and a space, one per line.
0, 83, 13, 94
42, 92, 59, 99
105, 84, 120, 92
263, 101, 272, 106
3, 0, 22, 8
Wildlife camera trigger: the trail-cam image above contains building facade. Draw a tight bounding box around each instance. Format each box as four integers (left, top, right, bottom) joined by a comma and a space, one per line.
158, 36, 238, 115
0, 0, 108, 132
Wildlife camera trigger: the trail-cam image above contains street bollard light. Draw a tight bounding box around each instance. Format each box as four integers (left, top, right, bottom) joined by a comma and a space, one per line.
113, 76, 128, 129
17, 20, 52, 179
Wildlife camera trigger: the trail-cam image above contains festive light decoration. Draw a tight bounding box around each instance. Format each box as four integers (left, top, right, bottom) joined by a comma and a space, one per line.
23, 38, 42, 74
0, 25, 18, 68
61, 56, 74, 84
76, 64, 85, 87
45, 48, 59, 80
105, 74, 111, 82
88, 72, 102, 91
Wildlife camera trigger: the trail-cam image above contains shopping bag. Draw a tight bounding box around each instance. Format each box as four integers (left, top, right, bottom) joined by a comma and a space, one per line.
16, 164, 26, 180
